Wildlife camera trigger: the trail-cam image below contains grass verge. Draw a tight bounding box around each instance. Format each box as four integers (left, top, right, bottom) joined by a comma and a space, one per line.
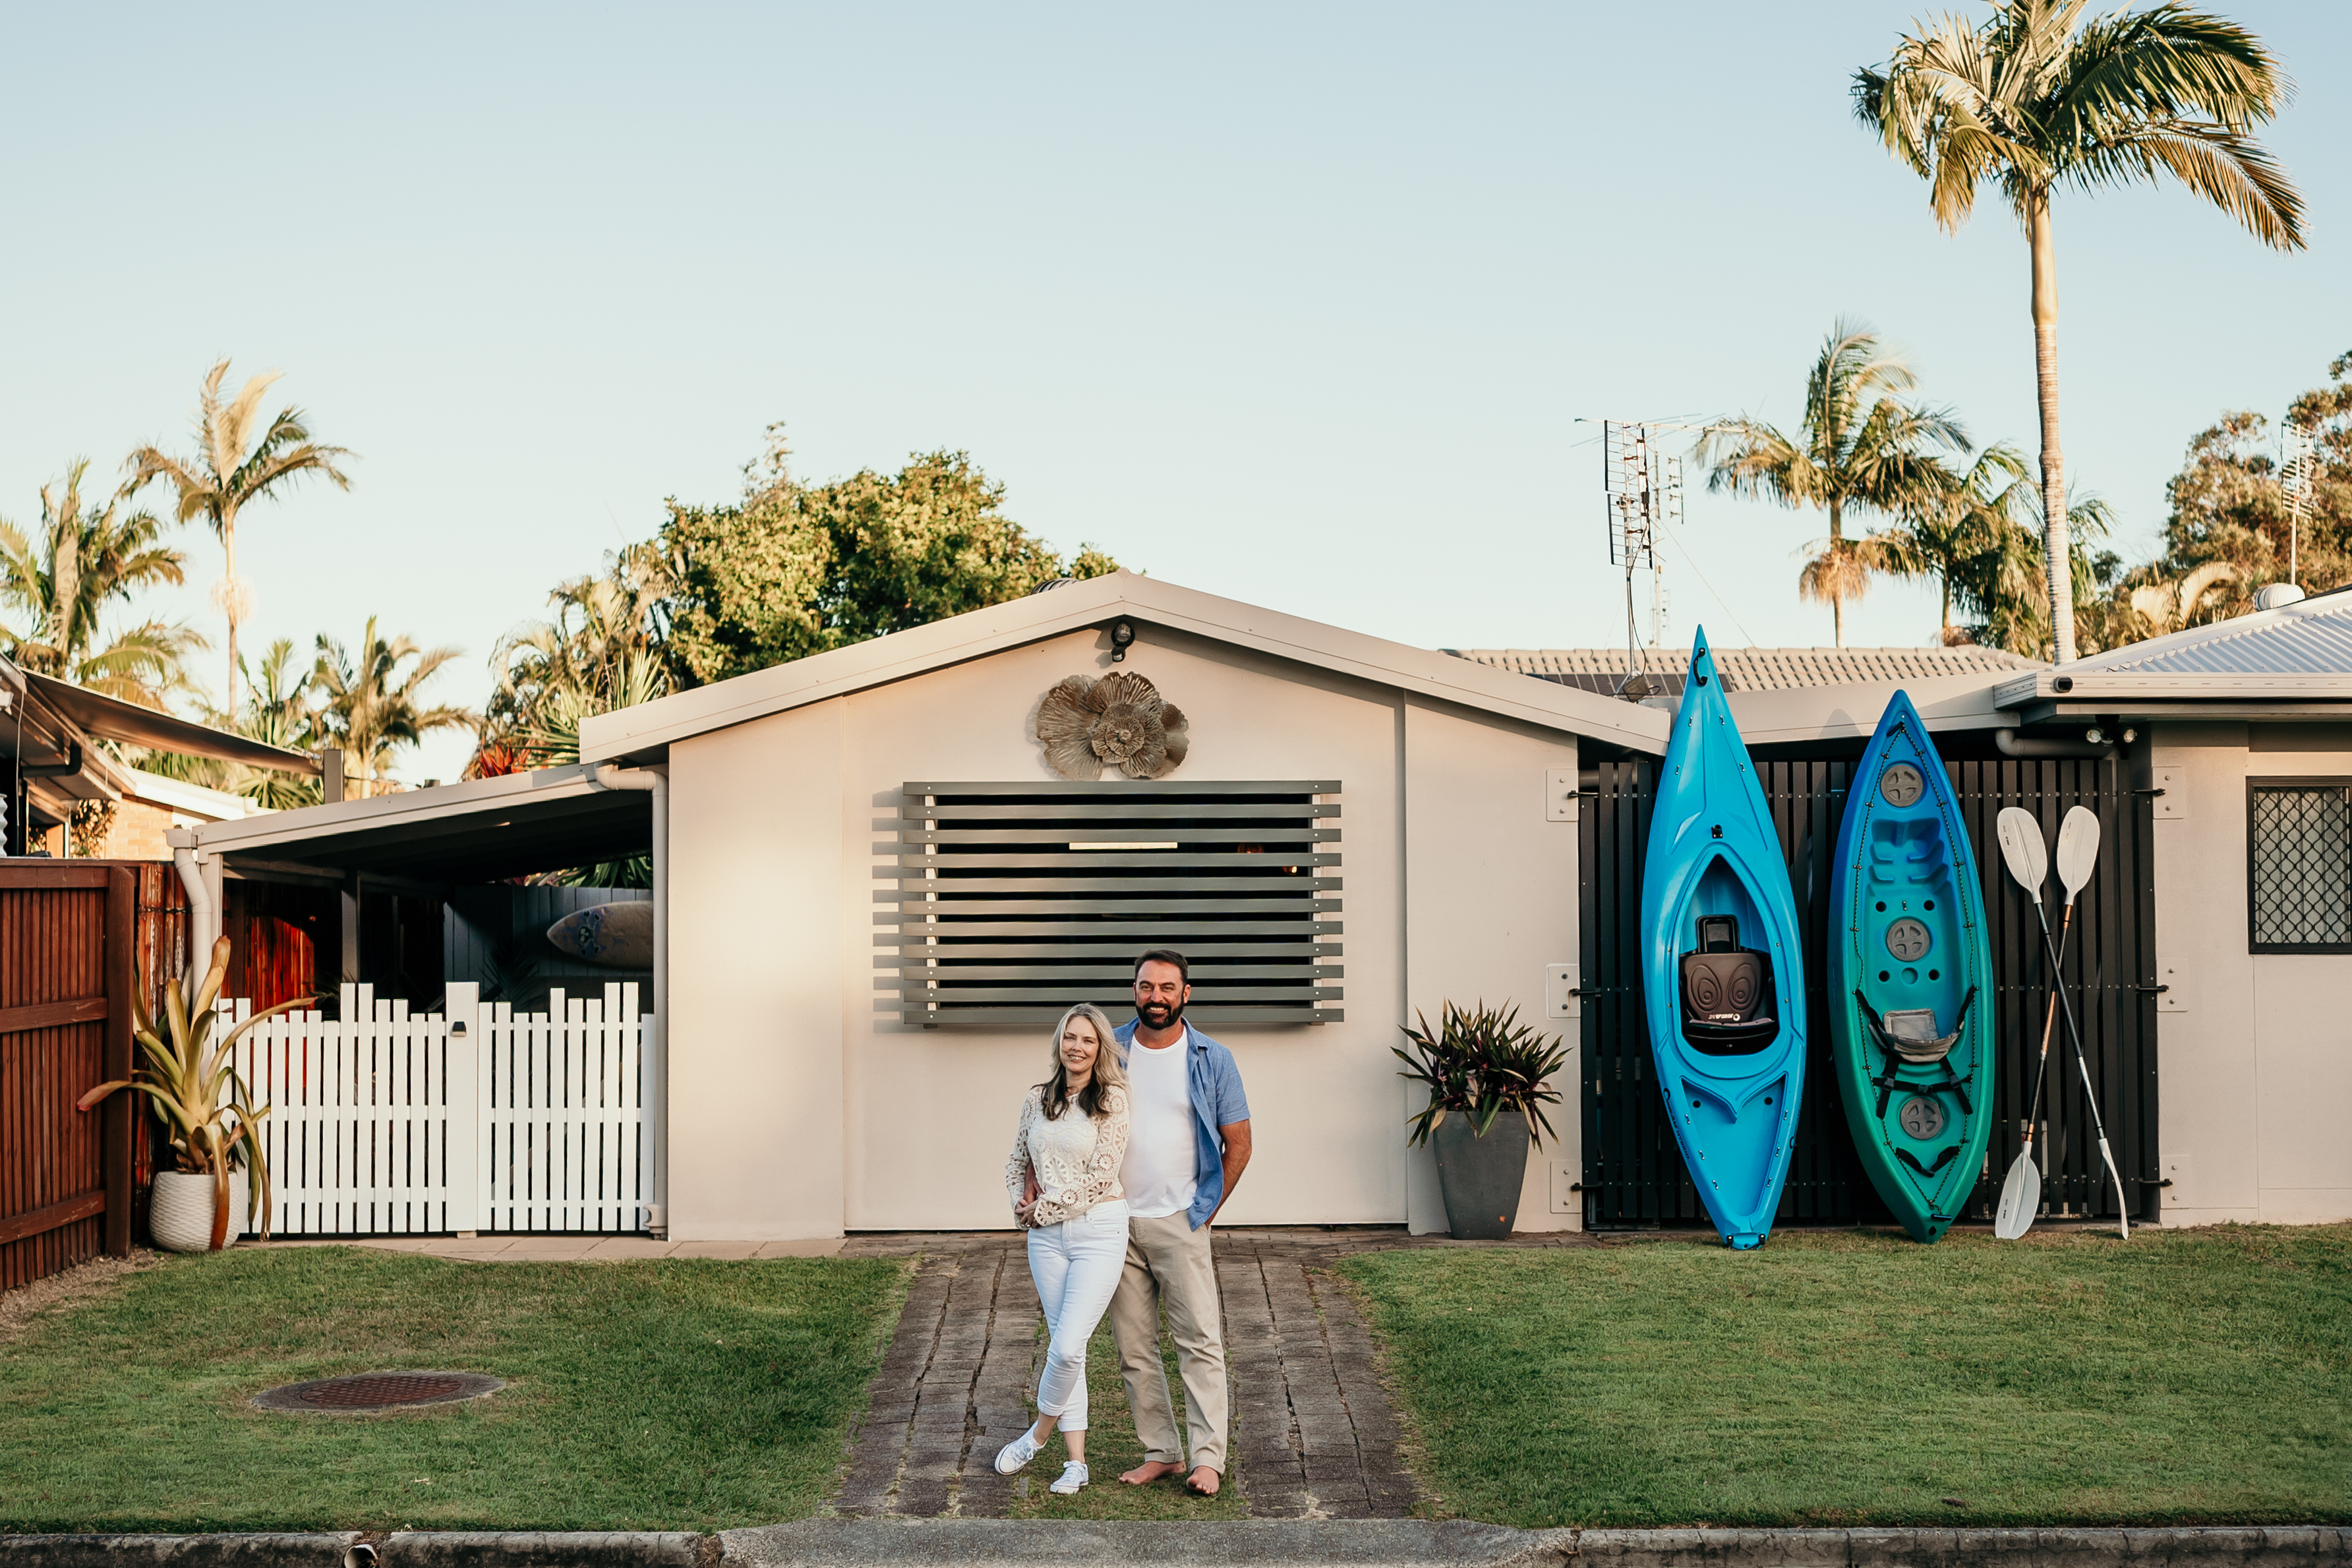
0, 1244, 905, 1532
1340, 1224, 2351, 1528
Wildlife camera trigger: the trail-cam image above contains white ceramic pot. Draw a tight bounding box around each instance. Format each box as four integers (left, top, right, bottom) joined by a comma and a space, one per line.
150, 1168, 250, 1253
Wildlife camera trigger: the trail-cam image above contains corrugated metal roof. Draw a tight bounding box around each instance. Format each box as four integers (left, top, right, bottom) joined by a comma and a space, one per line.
1445, 645, 2044, 696
2066, 586, 2352, 676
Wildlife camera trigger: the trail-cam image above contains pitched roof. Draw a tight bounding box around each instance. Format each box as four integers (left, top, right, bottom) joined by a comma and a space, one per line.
1994, 585, 2352, 707
579, 571, 1674, 762
1449, 645, 2043, 698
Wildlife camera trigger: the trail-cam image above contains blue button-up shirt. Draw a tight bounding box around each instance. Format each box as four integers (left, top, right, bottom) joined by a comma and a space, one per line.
1112, 1018, 1251, 1229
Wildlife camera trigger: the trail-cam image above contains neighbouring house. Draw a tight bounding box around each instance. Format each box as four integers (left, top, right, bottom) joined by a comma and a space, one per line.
167, 573, 2352, 1242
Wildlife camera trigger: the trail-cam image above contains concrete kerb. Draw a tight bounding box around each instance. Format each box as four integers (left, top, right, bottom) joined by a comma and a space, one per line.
3, 1527, 2347, 1568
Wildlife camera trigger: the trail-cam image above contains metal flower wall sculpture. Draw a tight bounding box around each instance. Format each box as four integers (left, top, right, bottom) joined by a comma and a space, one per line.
1034, 672, 1189, 780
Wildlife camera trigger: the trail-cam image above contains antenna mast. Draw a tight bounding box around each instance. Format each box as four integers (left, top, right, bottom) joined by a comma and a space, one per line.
1604, 420, 1682, 699
2280, 420, 2317, 589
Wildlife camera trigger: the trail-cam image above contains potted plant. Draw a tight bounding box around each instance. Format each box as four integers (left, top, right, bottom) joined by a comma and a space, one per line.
78, 935, 309, 1252
1395, 1001, 1570, 1240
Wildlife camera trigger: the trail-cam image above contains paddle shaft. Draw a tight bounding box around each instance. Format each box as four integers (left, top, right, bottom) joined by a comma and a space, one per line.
2032, 915, 2131, 1237
2019, 902, 2074, 1153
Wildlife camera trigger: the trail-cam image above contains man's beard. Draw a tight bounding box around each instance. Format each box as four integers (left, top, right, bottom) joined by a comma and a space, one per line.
1136, 997, 1185, 1031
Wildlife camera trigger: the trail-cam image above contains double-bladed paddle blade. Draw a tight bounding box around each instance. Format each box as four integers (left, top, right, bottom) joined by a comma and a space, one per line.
1994, 1146, 2041, 1240
2057, 807, 2100, 907
1996, 807, 2048, 903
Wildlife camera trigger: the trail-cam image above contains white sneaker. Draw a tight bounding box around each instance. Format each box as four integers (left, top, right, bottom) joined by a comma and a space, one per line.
1049, 1461, 1088, 1494
992, 1426, 1042, 1475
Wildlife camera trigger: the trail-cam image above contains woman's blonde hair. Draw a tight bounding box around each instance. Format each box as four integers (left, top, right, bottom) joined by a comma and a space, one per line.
1040, 1002, 1125, 1120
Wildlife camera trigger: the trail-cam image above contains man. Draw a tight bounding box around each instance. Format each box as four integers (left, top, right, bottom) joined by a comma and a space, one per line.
1107, 948, 1251, 1497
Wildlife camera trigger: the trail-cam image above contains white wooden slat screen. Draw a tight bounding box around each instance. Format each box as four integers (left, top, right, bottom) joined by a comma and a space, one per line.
223, 980, 655, 1236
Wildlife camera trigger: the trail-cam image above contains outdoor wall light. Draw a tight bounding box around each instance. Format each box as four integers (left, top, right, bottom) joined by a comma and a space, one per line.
1109, 620, 1136, 662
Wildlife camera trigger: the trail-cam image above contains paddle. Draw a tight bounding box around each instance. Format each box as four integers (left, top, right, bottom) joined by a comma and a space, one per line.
1993, 808, 2099, 1238
1993, 809, 2058, 1239
2047, 806, 2130, 1238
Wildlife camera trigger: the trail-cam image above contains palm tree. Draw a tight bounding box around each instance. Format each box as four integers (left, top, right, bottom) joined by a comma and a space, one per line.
482, 541, 673, 772
1873, 444, 2037, 642
0, 459, 204, 707
1856, 0, 2305, 662
1951, 485, 2119, 655
312, 617, 473, 791
1696, 320, 1966, 645
229, 639, 328, 809
130, 361, 353, 714
2127, 559, 2240, 639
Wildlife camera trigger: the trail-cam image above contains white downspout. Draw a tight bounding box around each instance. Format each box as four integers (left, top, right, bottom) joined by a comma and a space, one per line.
165, 827, 216, 1005
591, 763, 668, 1236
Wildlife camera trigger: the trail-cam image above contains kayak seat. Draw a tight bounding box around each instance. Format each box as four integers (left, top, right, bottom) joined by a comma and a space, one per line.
1680, 915, 1778, 1054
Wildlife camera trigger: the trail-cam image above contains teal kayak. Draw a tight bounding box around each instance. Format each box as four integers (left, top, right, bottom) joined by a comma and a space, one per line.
1828, 690, 1995, 1243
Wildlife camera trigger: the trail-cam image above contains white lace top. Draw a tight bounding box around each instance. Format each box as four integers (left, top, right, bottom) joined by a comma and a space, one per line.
1004, 1084, 1129, 1228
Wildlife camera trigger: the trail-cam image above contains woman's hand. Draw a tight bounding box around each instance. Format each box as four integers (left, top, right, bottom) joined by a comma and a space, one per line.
1013, 1196, 1038, 1228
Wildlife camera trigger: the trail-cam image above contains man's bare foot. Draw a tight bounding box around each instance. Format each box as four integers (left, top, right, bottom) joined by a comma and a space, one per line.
1119, 1460, 1183, 1486
1185, 1466, 1221, 1497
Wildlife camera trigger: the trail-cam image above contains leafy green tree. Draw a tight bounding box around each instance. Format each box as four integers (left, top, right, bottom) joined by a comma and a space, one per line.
312, 617, 473, 790
662, 428, 1120, 685
1951, 486, 2121, 656
1695, 320, 1964, 646
0, 459, 204, 707
130, 361, 354, 713
1871, 444, 2037, 643
1856, 0, 2304, 661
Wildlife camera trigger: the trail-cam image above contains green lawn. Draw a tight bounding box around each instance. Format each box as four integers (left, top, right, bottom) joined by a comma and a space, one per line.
0, 1246, 904, 1532
1340, 1225, 2351, 1529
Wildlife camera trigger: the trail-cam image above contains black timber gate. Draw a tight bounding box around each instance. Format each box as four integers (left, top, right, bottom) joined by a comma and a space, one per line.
1579, 748, 2160, 1230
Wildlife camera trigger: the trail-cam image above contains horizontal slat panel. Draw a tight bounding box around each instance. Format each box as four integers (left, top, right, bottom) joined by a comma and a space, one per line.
904, 920, 1346, 939
0, 995, 108, 1036
906, 964, 1345, 981
904, 827, 1343, 844
904, 941, 1342, 958
904, 876, 1341, 894
900, 852, 1341, 871
906, 802, 1340, 821
910, 980, 1335, 997
908, 1006, 1345, 1025
904, 899, 1339, 917
908, 780, 1338, 796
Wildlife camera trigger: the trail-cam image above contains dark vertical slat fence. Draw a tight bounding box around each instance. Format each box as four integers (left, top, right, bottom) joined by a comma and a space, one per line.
1581, 748, 2158, 1229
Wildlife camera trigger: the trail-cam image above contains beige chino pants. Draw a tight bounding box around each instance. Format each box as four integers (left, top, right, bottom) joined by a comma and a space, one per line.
1105, 1209, 1227, 1474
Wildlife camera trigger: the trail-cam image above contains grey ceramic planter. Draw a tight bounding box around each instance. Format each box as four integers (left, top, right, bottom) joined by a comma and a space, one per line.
1430, 1109, 1530, 1240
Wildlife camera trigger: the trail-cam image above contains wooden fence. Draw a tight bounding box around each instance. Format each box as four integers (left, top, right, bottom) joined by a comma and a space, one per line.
230, 982, 656, 1236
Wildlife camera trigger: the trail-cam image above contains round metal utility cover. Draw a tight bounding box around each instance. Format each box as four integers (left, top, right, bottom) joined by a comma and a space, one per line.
1898, 1095, 1947, 1142
1879, 763, 1925, 808
253, 1371, 504, 1412
1885, 917, 1932, 962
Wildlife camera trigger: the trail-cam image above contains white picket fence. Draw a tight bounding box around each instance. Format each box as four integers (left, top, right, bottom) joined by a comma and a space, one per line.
225, 980, 659, 1236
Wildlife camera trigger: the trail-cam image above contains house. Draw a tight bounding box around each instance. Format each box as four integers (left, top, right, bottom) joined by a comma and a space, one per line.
166, 574, 2352, 1241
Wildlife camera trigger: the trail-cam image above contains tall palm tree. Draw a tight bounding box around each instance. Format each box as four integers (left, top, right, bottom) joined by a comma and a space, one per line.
1873, 444, 2037, 642
1951, 485, 2118, 655
129, 361, 353, 713
1696, 320, 1966, 645
1855, 0, 2304, 662
0, 459, 204, 707
312, 617, 473, 790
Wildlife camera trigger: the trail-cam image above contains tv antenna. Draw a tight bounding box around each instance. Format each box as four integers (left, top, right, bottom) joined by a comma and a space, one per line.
2280, 420, 2318, 589
1604, 421, 1683, 699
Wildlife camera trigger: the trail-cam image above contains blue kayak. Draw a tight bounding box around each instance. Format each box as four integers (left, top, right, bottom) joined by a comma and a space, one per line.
1828, 689, 1996, 1243
1641, 629, 1806, 1248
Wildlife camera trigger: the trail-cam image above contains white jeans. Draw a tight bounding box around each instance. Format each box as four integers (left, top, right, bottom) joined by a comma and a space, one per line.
1025, 1199, 1130, 1432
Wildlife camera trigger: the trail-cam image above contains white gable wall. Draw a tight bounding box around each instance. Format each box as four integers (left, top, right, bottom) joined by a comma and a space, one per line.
662, 623, 1584, 1239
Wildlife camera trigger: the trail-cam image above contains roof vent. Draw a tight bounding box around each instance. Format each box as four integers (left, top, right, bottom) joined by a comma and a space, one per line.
2256, 583, 2307, 611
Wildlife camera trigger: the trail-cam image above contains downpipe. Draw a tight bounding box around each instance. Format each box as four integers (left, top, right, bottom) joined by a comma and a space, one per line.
591, 764, 668, 1236
165, 828, 216, 1006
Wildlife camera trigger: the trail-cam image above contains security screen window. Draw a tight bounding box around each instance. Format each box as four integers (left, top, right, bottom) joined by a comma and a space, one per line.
2248, 780, 2352, 954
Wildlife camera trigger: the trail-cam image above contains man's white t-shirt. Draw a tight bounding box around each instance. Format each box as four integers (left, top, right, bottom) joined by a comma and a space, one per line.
1121, 1026, 1198, 1220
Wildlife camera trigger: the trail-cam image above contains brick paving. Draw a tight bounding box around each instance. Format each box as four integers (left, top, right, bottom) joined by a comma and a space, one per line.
830, 1225, 1622, 1519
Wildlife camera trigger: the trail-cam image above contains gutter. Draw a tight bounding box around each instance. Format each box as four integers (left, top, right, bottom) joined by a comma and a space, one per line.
589, 763, 669, 1236
1994, 729, 2115, 761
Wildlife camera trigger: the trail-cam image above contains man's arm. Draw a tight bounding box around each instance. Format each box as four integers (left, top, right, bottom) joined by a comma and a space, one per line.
1206, 1119, 1251, 1226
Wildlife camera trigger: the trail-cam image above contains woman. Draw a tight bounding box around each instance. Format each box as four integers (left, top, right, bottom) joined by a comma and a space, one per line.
995, 1002, 1130, 1495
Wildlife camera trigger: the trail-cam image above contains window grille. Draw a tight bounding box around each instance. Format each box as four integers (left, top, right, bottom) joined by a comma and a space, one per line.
898, 780, 1343, 1026
2249, 780, 2352, 953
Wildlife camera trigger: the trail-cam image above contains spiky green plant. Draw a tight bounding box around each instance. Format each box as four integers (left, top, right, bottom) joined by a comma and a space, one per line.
1394, 1001, 1570, 1146
76, 936, 312, 1248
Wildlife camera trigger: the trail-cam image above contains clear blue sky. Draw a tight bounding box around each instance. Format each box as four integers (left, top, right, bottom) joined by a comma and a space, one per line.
4, 2, 2346, 782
